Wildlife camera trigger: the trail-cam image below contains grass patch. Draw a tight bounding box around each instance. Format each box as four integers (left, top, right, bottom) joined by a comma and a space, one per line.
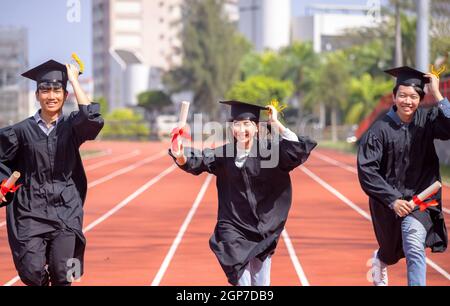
317, 140, 357, 154
441, 164, 450, 186
80, 150, 104, 159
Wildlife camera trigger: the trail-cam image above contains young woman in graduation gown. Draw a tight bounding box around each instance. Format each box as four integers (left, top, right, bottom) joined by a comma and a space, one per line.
169, 101, 317, 286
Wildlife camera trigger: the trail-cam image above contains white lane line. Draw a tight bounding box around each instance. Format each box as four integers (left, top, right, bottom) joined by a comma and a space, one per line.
312, 151, 358, 174
83, 165, 177, 233
87, 150, 166, 188
282, 229, 310, 286
299, 165, 450, 282
0, 150, 168, 230
151, 175, 213, 286
312, 152, 450, 215
4, 164, 178, 286
301, 166, 371, 220
85, 150, 141, 171
3, 276, 20, 287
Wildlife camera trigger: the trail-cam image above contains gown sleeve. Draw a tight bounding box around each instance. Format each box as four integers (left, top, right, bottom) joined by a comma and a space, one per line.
0, 127, 19, 207
278, 135, 317, 172
70, 103, 104, 146
0, 127, 19, 164
169, 147, 217, 176
432, 97, 450, 140
357, 131, 403, 208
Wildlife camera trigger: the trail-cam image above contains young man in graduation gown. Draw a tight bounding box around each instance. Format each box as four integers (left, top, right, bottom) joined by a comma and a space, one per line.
169, 101, 317, 286
357, 66, 449, 286
0, 60, 104, 286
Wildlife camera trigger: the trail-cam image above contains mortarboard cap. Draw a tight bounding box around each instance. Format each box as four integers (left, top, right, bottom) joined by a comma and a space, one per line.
21, 59, 68, 89
220, 100, 268, 122
384, 66, 429, 90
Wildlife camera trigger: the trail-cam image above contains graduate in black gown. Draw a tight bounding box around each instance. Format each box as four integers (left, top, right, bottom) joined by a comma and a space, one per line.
357, 66, 449, 286
0, 59, 104, 286
169, 101, 317, 286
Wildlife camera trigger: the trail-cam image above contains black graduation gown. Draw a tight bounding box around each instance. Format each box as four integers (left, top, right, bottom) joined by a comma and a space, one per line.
169, 135, 317, 285
357, 103, 449, 265
0, 104, 104, 277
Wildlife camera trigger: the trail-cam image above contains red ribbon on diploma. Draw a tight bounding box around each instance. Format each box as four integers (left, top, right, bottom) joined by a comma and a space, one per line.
412, 192, 439, 212
171, 126, 191, 152
1, 180, 21, 197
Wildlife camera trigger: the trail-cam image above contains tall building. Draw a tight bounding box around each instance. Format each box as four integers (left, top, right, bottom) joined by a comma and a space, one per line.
0, 27, 29, 128
92, 0, 240, 110
238, 0, 291, 52
92, 0, 183, 109
292, 4, 381, 53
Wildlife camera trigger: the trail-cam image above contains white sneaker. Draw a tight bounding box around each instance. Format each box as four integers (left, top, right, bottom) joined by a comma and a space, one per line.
372, 250, 388, 286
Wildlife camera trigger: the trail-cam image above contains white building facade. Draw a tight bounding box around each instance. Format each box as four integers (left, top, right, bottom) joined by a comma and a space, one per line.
238, 0, 291, 52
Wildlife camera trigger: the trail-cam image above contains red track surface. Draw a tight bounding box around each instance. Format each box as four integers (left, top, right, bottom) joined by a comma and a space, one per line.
0, 142, 449, 286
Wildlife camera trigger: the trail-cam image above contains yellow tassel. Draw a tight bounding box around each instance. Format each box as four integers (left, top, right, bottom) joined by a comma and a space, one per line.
430, 64, 446, 79
268, 99, 288, 117
71, 52, 85, 74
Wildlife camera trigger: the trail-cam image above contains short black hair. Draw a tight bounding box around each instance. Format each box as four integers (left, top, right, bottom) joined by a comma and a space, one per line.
35, 87, 68, 95
393, 84, 425, 101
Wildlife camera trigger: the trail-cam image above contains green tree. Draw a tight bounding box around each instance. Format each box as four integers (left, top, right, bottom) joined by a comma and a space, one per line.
345, 74, 394, 124
279, 42, 319, 129
164, 0, 251, 120
239, 50, 288, 80
138, 90, 173, 137
343, 40, 392, 78
226, 75, 294, 107
138, 90, 172, 112
304, 51, 351, 142
97, 96, 109, 115
102, 108, 150, 140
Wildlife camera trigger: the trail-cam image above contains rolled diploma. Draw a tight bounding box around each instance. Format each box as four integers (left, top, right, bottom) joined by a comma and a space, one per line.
172, 101, 190, 153
408, 181, 442, 205
5, 172, 20, 189
2, 171, 20, 196
178, 101, 190, 128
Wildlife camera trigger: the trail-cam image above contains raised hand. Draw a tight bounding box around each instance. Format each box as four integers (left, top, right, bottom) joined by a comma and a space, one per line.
66, 63, 80, 84
424, 72, 444, 102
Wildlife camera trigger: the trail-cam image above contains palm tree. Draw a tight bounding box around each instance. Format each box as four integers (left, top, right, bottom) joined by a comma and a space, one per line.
304, 51, 350, 142
279, 42, 318, 133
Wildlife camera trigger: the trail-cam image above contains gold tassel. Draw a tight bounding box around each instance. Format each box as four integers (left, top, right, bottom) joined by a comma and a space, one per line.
268, 99, 288, 117
430, 64, 446, 79
71, 53, 85, 74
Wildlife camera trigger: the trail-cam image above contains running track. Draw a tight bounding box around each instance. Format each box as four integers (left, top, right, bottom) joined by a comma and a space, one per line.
0, 141, 449, 286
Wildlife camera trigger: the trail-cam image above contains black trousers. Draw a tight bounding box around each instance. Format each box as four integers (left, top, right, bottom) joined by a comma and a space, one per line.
18, 229, 77, 286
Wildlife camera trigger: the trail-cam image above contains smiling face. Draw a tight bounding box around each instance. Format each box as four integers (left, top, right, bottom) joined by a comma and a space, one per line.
36, 85, 67, 115
393, 85, 422, 123
232, 119, 258, 148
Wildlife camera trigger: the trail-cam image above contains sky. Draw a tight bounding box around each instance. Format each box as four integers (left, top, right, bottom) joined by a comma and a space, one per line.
0, 0, 385, 78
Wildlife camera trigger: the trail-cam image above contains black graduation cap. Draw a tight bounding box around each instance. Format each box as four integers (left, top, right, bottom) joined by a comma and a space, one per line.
384, 66, 430, 90
220, 100, 268, 122
21, 59, 68, 89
